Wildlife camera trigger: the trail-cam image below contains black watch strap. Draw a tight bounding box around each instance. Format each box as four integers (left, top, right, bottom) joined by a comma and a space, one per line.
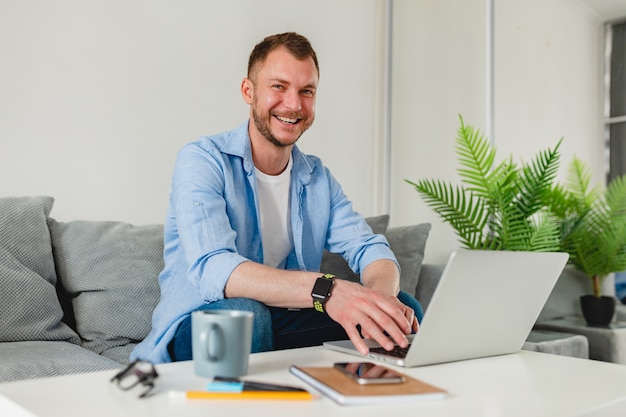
311, 273, 335, 313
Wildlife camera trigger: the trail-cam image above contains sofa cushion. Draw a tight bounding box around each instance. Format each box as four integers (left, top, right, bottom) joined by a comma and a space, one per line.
0, 196, 79, 344
415, 263, 445, 310
101, 343, 138, 365
523, 330, 589, 359
385, 223, 431, 295
49, 219, 163, 360
0, 341, 120, 382
321, 215, 390, 281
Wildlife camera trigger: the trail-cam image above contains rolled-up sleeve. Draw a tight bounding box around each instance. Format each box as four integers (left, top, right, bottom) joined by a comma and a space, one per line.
319, 165, 398, 276
168, 141, 252, 302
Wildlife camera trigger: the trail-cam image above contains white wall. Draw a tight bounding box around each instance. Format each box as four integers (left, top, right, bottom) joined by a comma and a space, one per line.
2, 0, 624, 265
391, 0, 616, 263
390, 0, 488, 264
494, 0, 605, 183
0, 0, 385, 224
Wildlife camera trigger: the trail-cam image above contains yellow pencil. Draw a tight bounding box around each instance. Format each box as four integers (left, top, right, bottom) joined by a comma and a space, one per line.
178, 390, 314, 401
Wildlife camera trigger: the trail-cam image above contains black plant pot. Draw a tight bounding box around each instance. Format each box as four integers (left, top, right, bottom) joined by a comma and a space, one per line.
580, 295, 615, 326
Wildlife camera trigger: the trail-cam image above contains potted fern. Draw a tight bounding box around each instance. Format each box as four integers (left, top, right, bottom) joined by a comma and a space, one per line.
549, 157, 626, 326
405, 116, 562, 252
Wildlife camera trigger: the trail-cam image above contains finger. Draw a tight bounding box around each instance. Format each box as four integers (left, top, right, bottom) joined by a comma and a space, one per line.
380, 325, 409, 350
345, 325, 370, 355
402, 306, 416, 333
358, 308, 406, 349
402, 308, 415, 334
359, 316, 398, 351
366, 302, 411, 348
411, 314, 419, 333
375, 297, 414, 335
405, 308, 420, 333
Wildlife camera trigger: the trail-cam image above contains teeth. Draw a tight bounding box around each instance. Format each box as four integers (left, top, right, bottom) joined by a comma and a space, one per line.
276, 115, 298, 124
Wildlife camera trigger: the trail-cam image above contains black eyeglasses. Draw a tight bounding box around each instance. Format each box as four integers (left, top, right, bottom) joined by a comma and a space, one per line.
110, 359, 159, 398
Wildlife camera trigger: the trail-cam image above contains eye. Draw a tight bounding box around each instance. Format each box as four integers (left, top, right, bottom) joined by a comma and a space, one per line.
272, 84, 285, 91
301, 89, 315, 97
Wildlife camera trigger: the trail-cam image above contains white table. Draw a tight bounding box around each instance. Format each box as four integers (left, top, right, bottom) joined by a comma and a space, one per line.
2, 347, 626, 417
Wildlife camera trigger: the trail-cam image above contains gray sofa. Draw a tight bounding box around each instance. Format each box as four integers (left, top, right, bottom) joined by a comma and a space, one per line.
0, 196, 589, 383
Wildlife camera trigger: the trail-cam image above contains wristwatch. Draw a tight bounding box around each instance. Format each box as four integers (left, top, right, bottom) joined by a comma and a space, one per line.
311, 273, 335, 313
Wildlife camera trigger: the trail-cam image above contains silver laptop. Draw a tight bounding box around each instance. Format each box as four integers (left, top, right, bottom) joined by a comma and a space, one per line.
324, 249, 569, 367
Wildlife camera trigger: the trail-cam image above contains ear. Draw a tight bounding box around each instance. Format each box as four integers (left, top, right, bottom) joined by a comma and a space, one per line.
241, 78, 254, 105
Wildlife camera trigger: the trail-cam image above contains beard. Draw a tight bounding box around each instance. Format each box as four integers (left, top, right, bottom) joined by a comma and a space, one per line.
251, 98, 312, 148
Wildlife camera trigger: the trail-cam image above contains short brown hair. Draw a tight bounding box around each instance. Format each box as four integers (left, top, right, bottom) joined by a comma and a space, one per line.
247, 32, 319, 80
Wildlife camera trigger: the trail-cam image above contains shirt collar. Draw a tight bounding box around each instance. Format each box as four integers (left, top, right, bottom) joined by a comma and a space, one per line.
220, 120, 315, 185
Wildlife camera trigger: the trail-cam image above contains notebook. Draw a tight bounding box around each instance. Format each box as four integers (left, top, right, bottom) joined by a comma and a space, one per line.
324, 249, 569, 367
289, 365, 447, 405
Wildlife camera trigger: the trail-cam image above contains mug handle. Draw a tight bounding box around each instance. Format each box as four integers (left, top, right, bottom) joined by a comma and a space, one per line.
200, 323, 224, 362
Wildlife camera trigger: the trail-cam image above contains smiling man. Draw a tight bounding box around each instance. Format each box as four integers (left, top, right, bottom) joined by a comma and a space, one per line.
131, 32, 423, 364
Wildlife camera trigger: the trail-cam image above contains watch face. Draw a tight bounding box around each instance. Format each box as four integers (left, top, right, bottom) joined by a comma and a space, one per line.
312, 276, 334, 298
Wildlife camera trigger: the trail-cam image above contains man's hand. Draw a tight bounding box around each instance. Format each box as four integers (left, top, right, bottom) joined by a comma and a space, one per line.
226, 258, 419, 355
324, 279, 418, 355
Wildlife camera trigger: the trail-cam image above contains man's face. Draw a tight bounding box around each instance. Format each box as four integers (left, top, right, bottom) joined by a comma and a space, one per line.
245, 47, 318, 148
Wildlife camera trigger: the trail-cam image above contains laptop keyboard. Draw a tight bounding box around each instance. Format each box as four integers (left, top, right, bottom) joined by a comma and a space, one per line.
369, 343, 411, 358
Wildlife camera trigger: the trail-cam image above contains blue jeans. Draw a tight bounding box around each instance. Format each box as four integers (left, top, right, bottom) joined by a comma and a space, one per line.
167, 290, 423, 361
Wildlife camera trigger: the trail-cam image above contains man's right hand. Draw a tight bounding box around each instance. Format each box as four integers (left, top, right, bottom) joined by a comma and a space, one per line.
324, 279, 415, 355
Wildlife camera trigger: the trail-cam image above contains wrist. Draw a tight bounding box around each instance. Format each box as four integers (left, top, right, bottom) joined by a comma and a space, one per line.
311, 273, 335, 313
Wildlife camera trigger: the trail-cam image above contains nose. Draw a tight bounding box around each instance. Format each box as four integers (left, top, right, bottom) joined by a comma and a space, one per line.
283, 89, 302, 111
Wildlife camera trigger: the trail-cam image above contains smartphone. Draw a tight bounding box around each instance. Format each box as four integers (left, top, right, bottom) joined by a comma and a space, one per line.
333, 362, 405, 385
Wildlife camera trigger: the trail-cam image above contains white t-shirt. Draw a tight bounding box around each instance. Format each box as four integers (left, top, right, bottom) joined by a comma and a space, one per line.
255, 157, 293, 268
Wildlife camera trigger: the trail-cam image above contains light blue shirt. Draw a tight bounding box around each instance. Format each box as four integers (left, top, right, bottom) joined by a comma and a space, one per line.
131, 121, 397, 363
